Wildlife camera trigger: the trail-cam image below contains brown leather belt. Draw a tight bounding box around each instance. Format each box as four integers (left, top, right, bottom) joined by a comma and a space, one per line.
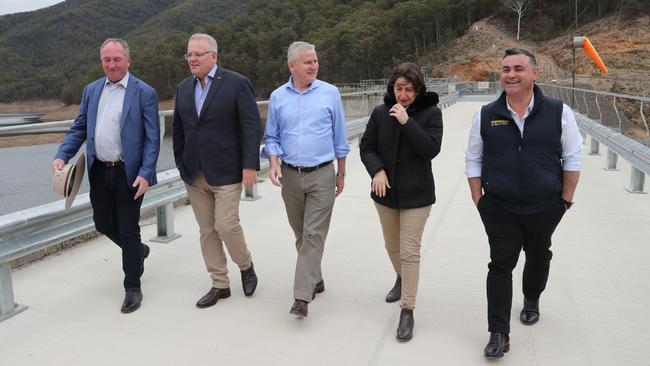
282, 160, 332, 173
97, 160, 124, 168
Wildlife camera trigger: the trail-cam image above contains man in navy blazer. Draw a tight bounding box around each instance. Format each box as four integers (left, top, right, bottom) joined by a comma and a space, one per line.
52, 38, 160, 314
173, 33, 260, 308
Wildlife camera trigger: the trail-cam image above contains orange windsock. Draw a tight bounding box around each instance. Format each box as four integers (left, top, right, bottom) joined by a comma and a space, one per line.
581, 36, 608, 75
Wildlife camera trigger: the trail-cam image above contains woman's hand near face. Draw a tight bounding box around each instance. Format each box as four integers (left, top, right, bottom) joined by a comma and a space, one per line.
389, 103, 409, 125
372, 170, 391, 197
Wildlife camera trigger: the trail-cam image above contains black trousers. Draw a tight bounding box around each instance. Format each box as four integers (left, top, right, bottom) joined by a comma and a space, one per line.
89, 162, 146, 290
477, 195, 566, 334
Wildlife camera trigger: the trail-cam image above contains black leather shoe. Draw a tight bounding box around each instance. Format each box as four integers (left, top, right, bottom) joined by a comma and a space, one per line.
396, 308, 414, 341
312, 279, 325, 300
289, 300, 308, 318
196, 287, 231, 308
121, 289, 143, 313
484, 332, 510, 358
520, 298, 540, 325
386, 276, 401, 303
241, 263, 258, 297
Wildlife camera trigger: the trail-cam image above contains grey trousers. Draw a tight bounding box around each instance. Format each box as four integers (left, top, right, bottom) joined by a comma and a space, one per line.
280, 163, 336, 302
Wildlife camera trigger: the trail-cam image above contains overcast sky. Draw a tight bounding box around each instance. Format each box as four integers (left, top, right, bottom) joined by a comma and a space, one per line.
0, 0, 63, 16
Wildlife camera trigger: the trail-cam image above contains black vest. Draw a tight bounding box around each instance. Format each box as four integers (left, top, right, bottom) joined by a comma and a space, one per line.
480, 85, 564, 214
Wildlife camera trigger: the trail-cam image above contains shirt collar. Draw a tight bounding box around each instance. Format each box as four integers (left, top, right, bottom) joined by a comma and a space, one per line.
286, 76, 321, 93
506, 93, 535, 116
194, 64, 218, 83
105, 72, 129, 88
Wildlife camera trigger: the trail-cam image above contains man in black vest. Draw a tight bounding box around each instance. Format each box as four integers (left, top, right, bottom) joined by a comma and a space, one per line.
465, 48, 583, 358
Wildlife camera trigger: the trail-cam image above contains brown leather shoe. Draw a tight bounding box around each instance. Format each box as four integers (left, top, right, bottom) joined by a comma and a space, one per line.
289, 300, 308, 318
241, 263, 258, 297
196, 287, 231, 308
312, 279, 325, 300
121, 289, 143, 313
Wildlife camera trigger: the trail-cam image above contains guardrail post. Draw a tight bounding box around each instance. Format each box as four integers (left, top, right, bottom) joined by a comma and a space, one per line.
627, 167, 647, 194
589, 136, 600, 155
0, 262, 27, 322
241, 180, 261, 201
605, 148, 619, 170
159, 112, 166, 141
150, 202, 182, 243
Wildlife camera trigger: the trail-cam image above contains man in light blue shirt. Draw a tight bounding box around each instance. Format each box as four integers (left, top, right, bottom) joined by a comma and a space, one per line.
263, 41, 349, 318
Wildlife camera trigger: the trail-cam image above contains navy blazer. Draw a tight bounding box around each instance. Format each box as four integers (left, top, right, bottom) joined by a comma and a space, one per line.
172, 67, 261, 186
55, 74, 161, 186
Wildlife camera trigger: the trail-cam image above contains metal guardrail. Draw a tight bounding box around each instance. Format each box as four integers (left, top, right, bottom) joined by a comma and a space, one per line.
0, 90, 461, 322
539, 83, 650, 193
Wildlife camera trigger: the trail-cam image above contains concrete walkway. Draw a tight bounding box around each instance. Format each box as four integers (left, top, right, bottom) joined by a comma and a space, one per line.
1, 101, 649, 365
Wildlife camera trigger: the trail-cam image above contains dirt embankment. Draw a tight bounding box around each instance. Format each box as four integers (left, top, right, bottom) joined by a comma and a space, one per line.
423, 14, 650, 138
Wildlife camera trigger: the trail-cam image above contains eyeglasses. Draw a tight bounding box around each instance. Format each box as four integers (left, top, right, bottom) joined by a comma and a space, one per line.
183, 51, 214, 60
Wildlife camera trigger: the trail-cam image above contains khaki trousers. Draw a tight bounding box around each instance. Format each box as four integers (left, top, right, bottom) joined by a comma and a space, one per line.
374, 202, 431, 309
186, 171, 252, 288
280, 163, 336, 302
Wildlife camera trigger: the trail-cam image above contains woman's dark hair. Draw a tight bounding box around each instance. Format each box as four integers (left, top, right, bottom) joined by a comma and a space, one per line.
387, 62, 426, 98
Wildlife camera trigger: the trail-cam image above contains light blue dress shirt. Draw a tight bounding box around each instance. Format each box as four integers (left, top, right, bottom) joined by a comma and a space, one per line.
262, 78, 350, 167
194, 65, 217, 116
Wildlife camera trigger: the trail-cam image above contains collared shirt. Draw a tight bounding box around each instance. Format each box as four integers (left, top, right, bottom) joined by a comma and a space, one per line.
465, 94, 583, 178
194, 65, 217, 116
262, 78, 350, 167
95, 72, 129, 162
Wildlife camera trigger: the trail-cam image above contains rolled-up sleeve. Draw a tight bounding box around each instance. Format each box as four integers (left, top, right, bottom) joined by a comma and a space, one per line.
332, 92, 350, 158
261, 93, 284, 158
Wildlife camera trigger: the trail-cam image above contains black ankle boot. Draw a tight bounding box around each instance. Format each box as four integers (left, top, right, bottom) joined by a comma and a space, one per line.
385, 276, 401, 303
396, 308, 414, 341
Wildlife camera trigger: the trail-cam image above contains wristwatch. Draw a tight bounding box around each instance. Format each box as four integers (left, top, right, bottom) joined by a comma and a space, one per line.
561, 198, 573, 210
336, 171, 346, 177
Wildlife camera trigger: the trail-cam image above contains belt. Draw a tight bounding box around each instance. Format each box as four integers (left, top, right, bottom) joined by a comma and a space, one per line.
282, 160, 332, 173
97, 160, 124, 168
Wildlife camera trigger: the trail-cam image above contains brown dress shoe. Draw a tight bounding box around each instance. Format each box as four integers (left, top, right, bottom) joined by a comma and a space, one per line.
196, 287, 231, 308
241, 262, 258, 297
289, 300, 308, 318
121, 289, 143, 313
312, 279, 325, 300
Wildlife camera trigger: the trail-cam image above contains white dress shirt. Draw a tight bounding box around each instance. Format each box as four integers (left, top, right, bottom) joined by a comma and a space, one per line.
465, 94, 583, 178
95, 73, 129, 162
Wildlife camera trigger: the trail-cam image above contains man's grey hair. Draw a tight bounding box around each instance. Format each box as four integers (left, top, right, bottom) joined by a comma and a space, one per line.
100, 38, 130, 59
287, 41, 315, 63
189, 33, 218, 53
504, 48, 537, 68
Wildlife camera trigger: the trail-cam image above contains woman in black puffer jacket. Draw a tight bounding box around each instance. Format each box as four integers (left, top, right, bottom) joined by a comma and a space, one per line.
360, 62, 443, 342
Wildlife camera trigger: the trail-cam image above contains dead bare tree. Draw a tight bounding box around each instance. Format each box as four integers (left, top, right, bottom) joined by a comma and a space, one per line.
502, 0, 529, 41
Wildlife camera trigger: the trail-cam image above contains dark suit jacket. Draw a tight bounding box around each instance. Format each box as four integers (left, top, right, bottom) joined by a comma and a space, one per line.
173, 67, 261, 186
55, 74, 160, 186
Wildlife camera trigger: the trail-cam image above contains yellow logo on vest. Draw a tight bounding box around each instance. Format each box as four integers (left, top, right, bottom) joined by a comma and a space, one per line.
490, 119, 509, 126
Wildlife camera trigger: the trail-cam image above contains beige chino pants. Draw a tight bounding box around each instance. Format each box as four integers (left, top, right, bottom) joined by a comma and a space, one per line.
374, 202, 431, 309
186, 171, 253, 289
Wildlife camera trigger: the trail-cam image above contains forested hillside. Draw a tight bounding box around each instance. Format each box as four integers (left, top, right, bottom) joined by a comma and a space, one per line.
0, 0, 646, 103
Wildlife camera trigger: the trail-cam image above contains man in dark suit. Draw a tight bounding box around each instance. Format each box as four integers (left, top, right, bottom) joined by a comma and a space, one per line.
52, 38, 160, 314
173, 33, 260, 308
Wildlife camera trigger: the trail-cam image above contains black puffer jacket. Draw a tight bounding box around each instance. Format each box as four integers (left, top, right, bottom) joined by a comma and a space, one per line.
360, 91, 443, 208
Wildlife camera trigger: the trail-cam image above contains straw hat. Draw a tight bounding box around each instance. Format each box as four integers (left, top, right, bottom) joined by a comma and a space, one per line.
52, 152, 86, 209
